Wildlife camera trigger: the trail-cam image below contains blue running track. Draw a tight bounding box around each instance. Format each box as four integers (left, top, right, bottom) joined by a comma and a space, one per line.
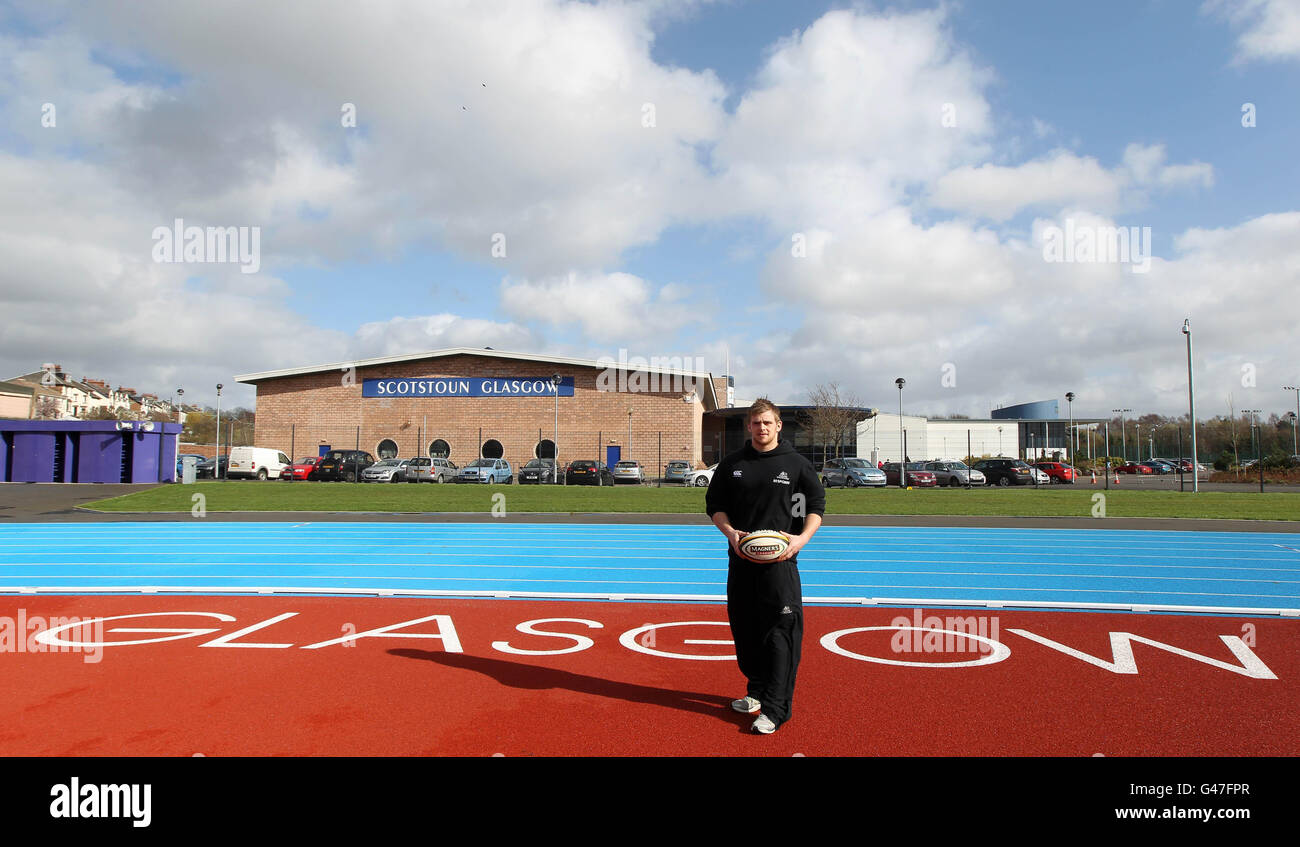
2, 522, 1299, 616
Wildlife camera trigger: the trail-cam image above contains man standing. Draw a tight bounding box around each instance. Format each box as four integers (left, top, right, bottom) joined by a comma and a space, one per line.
706, 398, 825, 734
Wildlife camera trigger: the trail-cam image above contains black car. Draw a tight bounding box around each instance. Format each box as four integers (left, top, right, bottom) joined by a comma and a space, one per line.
519, 459, 558, 484
565, 460, 614, 486
195, 455, 228, 479
971, 458, 1035, 486
313, 449, 376, 482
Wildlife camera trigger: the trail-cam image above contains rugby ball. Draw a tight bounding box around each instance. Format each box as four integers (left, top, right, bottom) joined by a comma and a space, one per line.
738, 530, 790, 562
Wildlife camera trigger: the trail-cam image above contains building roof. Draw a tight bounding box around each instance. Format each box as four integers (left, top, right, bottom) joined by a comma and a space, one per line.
234, 346, 721, 408
0, 380, 35, 397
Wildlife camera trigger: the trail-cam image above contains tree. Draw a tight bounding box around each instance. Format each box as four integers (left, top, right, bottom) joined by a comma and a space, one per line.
33, 397, 62, 420
803, 383, 869, 465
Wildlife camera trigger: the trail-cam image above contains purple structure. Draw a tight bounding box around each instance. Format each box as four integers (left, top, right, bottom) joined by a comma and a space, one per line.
0, 420, 181, 483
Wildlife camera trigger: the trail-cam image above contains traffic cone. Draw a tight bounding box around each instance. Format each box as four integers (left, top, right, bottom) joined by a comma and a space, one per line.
1090, 470, 1096, 485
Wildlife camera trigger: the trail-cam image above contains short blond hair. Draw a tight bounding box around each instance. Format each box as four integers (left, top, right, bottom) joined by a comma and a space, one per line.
746, 397, 780, 423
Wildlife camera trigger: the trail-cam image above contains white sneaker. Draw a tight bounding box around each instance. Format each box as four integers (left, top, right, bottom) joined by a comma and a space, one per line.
752, 714, 777, 734
730, 696, 761, 714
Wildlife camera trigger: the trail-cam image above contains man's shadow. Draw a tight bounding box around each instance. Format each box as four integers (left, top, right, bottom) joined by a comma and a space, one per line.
389, 649, 742, 724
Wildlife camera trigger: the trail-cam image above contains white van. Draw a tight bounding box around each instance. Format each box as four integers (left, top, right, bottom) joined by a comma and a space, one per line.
227, 446, 293, 480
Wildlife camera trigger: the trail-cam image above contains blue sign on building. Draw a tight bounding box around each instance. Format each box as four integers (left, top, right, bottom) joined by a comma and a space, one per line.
362, 376, 574, 398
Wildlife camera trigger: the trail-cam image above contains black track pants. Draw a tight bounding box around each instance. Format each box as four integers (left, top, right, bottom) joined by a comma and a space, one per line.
726, 555, 804, 727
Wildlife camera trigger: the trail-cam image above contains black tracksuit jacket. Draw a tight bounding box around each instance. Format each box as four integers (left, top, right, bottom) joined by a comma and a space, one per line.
705, 439, 825, 726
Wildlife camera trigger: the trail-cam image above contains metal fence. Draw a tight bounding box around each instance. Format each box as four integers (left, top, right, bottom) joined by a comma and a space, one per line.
254, 424, 702, 477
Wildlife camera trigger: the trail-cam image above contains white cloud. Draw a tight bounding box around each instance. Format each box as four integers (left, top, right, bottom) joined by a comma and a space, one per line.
349, 314, 539, 359
930, 152, 1122, 221
9, 0, 728, 275
710, 7, 995, 227
1206, 0, 1300, 62
499, 270, 707, 345
734, 200, 1299, 418
930, 145, 1213, 222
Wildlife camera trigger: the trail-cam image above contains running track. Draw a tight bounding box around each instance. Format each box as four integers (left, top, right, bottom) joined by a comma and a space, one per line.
1, 521, 1297, 756
1, 522, 1298, 615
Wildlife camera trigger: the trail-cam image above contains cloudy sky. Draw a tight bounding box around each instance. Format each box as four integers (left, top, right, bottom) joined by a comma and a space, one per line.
2, 0, 1298, 420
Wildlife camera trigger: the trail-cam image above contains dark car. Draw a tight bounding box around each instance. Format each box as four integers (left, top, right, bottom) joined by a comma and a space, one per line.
922, 460, 986, 487
519, 458, 558, 484
313, 449, 376, 482
195, 455, 228, 479
972, 458, 1036, 486
566, 460, 614, 486
880, 462, 937, 487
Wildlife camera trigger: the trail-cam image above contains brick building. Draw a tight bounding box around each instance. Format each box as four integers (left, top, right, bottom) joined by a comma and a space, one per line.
235, 348, 727, 470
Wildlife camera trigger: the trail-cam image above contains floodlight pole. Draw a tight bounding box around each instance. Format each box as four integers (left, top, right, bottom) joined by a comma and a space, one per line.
1065, 392, 1074, 469
1184, 320, 1198, 492
895, 378, 905, 487
215, 383, 223, 479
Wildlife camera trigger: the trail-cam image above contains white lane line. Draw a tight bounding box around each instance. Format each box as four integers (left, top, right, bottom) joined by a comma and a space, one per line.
11, 555, 1300, 574
2, 578, 1295, 601
7, 562, 1296, 584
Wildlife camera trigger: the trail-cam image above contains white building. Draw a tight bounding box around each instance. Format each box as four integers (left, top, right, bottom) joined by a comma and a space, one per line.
859, 413, 1022, 463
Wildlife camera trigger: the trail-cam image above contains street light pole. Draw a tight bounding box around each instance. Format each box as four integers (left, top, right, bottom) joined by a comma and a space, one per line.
1184, 320, 1199, 493
1113, 408, 1131, 462
1285, 386, 1300, 456
1065, 391, 1074, 469
215, 383, 223, 479
1245, 408, 1263, 492
895, 378, 905, 487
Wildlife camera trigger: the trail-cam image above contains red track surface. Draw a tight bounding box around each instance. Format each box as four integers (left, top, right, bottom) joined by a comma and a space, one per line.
1, 596, 1295, 756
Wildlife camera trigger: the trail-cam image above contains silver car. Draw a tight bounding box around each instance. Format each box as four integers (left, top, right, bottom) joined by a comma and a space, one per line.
664, 460, 692, 484
405, 456, 456, 483
361, 458, 413, 483
819, 458, 887, 487
922, 460, 986, 487
613, 460, 646, 484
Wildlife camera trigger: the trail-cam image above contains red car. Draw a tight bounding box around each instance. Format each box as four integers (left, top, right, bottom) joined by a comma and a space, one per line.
281, 456, 321, 480
1115, 462, 1153, 474
881, 462, 937, 487
1033, 462, 1077, 484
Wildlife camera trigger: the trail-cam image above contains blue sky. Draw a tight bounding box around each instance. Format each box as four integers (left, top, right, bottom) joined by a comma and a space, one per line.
1, 0, 1297, 420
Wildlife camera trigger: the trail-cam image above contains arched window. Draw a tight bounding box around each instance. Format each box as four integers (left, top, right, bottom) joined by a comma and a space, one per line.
482, 439, 504, 459
536, 439, 556, 459
377, 439, 399, 459
429, 439, 450, 458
